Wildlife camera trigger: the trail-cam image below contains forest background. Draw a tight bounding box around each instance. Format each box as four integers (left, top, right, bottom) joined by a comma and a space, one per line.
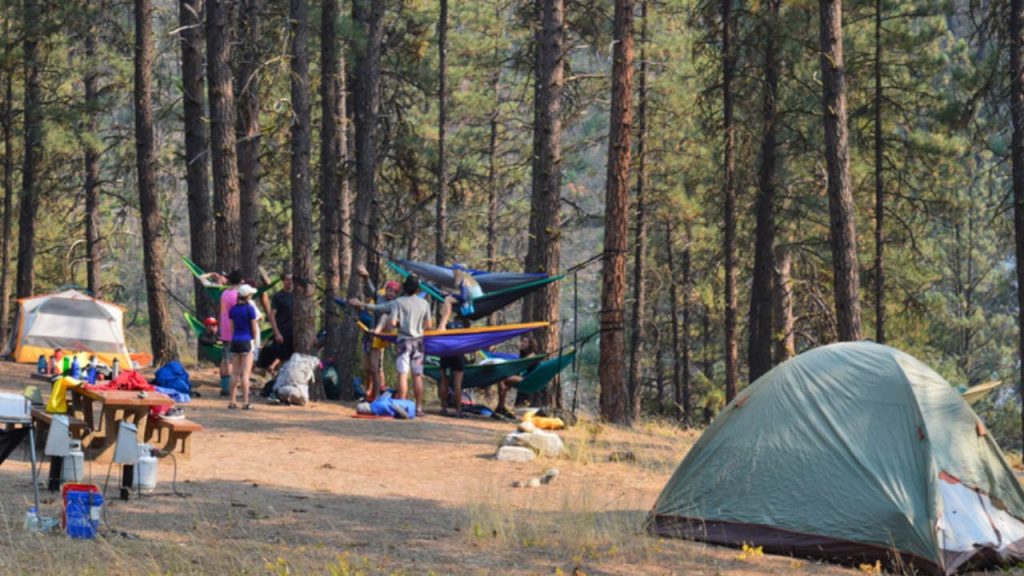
2, 0, 1023, 445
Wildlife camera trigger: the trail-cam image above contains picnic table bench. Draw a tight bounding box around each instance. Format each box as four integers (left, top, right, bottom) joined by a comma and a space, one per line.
145, 417, 202, 460
70, 387, 174, 462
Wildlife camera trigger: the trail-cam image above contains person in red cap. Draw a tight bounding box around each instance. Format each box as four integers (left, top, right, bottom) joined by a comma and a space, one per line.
198, 317, 220, 357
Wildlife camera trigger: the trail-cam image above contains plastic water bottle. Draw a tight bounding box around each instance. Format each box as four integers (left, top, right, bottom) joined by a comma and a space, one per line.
23, 507, 39, 532
111, 358, 120, 380
36, 356, 46, 374
70, 357, 81, 379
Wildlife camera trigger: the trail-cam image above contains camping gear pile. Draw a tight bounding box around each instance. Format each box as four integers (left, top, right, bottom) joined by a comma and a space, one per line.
648, 341, 1024, 575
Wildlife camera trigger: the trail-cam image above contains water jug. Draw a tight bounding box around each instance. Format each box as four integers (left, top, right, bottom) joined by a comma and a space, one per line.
70, 357, 81, 379
36, 356, 46, 374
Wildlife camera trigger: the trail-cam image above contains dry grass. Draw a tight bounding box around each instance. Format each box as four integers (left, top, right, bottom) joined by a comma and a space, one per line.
0, 362, 942, 576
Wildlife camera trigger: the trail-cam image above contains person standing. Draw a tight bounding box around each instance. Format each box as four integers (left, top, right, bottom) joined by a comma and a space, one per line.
218, 270, 243, 396
228, 284, 260, 410
257, 272, 295, 375
351, 275, 432, 415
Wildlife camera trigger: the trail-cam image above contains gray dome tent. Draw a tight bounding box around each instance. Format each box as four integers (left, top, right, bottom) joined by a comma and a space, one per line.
648, 341, 1024, 575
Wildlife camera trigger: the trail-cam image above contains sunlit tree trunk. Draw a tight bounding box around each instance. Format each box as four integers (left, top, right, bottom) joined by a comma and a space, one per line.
599, 0, 635, 424
290, 0, 315, 363
627, 0, 649, 422
236, 0, 261, 280
435, 0, 448, 265
722, 0, 739, 402
321, 0, 343, 361
819, 0, 862, 341
207, 0, 241, 273
135, 0, 178, 362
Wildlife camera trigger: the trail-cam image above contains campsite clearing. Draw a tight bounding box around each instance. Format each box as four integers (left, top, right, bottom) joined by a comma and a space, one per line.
0, 361, 1009, 575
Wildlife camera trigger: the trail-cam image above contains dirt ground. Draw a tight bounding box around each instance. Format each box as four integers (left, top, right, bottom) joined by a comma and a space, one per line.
0, 360, 1013, 575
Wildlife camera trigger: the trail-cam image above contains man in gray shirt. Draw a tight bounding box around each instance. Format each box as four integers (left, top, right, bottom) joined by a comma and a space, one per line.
351, 275, 432, 415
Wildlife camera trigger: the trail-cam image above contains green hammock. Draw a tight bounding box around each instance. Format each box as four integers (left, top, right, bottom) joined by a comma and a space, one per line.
514, 349, 576, 395
184, 312, 273, 364
182, 255, 279, 302
423, 355, 544, 390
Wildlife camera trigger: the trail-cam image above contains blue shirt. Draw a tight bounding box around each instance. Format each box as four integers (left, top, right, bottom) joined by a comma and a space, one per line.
229, 303, 257, 342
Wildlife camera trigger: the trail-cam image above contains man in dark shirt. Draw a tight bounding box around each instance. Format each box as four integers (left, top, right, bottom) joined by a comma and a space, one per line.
257, 273, 294, 375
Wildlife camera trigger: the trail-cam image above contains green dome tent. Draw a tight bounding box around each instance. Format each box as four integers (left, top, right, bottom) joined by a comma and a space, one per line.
647, 341, 1024, 575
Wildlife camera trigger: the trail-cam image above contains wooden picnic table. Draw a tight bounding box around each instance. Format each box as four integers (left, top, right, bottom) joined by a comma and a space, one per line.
69, 387, 174, 461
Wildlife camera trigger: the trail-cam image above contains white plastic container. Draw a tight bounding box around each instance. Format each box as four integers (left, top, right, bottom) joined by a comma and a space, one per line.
61, 440, 84, 482
132, 444, 157, 493
0, 392, 28, 420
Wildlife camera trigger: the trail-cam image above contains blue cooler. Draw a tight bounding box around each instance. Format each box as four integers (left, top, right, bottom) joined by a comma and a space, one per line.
63, 484, 103, 539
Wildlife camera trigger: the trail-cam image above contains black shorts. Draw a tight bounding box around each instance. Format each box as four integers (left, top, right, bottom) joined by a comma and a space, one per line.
229, 340, 253, 354
439, 355, 466, 371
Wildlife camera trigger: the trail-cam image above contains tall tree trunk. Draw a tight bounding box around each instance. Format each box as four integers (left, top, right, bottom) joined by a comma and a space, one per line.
772, 242, 794, 362
1, 45, 14, 339
338, 0, 384, 399
17, 0, 41, 298
290, 0, 315, 363
819, 0, 862, 341
485, 64, 501, 324
599, 0, 635, 425
236, 0, 261, 280
873, 0, 885, 344
180, 0, 216, 325
666, 221, 682, 419
1010, 0, 1024, 450
435, 0, 448, 265
627, 0, 648, 422
681, 221, 693, 421
338, 59, 351, 297
721, 0, 739, 402
207, 0, 241, 273
747, 0, 780, 383
135, 0, 178, 362
84, 20, 101, 296
321, 0, 343, 361
524, 0, 565, 406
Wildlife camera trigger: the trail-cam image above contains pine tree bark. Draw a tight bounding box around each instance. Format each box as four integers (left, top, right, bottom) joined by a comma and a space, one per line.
236, 0, 261, 280
338, 0, 384, 399
207, 0, 241, 274
321, 0, 343, 361
84, 21, 101, 297
748, 0, 780, 382
772, 242, 795, 362
627, 0, 648, 422
1, 52, 14, 339
722, 0, 739, 402
485, 62, 501, 325
1010, 0, 1024, 449
665, 221, 682, 419
599, 0, 635, 425
873, 0, 885, 344
524, 0, 564, 406
435, 0, 448, 266
681, 220, 693, 421
290, 0, 315, 364
819, 0, 862, 341
180, 0, 216, 323
17, 0, 41, 298
135, 0, 178, 362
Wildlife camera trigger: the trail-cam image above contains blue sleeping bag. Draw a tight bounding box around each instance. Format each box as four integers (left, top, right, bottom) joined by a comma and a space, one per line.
369, 391, 416, 419
154, 361, 192, 402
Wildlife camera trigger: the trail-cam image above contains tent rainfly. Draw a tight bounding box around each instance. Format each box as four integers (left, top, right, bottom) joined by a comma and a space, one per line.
648, 341, 1024, 575
6, 289, 132, 368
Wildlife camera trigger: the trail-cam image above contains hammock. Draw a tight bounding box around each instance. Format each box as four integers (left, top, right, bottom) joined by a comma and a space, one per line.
514, 349, 576, 395
423, 355, 544, 390
182, 255, 278, 302
395, 259, 548, 293
387, 261, 563, 321
184, 312, 273, 364
356, 321, 547, 357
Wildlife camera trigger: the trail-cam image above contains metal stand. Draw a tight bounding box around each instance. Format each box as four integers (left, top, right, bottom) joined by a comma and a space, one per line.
1, 416, 43, 515
120, 465, 133, 500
